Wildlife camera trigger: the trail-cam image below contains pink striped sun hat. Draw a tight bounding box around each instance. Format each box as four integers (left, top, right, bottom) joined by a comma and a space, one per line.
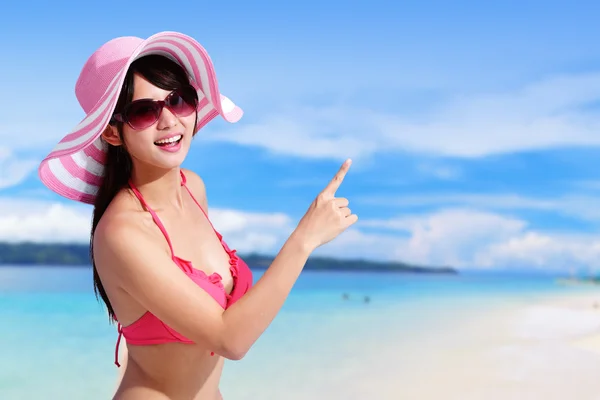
38, 31, 243, 205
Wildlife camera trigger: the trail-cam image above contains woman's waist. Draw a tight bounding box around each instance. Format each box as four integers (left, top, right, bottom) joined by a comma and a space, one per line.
113, 383, 223, 400
118, 343, 225, 399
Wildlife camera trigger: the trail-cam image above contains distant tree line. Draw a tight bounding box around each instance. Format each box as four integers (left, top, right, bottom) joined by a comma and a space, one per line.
0, 242, 457, 274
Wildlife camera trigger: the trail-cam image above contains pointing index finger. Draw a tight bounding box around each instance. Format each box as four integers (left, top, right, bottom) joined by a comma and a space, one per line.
323, 159, 352, 196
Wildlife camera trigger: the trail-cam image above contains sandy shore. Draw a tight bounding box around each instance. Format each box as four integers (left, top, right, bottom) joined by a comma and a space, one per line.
221, 290, 600, 400
572, 333, 600, 354
387, 291, 600, 400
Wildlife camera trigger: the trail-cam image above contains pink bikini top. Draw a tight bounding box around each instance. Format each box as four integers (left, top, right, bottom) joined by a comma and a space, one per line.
113, 171, 254, 367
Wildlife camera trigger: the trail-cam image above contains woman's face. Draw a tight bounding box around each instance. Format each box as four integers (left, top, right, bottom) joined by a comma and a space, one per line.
119, 73, 197, 172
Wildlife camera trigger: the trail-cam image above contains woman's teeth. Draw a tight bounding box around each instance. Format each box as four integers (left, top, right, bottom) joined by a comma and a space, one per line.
154, 135, 182, 146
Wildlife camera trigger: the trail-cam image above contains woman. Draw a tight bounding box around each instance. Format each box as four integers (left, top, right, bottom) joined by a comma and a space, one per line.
38, 31, 357, 399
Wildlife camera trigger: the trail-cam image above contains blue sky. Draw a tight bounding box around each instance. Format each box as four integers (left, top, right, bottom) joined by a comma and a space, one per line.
2, 0, 600, 270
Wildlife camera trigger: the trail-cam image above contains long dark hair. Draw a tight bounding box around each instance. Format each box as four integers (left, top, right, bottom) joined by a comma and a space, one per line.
90, 55, 197, 322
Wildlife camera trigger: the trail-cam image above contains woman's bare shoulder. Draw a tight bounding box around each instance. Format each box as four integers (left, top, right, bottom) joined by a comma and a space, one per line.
93, 189, 156, 261
181, 168, 208, 211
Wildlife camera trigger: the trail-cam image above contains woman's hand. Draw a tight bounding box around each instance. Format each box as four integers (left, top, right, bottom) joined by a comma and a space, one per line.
294, 159, 358, 252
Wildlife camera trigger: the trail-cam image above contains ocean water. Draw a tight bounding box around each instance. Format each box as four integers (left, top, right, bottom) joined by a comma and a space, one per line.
0, 266, 593, 399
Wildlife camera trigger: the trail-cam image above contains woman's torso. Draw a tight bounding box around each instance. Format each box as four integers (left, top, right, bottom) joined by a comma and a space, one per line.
97, 172, 250, 400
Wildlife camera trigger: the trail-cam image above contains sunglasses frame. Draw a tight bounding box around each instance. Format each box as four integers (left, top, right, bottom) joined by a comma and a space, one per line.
110, 86, 198, 130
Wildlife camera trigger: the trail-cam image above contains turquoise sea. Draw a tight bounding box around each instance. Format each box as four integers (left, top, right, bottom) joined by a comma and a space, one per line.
0, 266, 595, 399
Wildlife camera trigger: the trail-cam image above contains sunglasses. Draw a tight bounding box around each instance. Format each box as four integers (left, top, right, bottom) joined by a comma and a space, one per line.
111, 86, 198, 130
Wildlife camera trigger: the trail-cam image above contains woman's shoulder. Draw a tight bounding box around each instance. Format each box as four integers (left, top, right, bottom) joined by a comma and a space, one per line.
92, 197, 171, 286
94, 189, 154, 249
181, 168, 209, 211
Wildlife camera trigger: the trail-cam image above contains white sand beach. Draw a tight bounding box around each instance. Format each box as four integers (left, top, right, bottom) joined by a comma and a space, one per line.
221, 290, 600, 400
393, 292, 600, 400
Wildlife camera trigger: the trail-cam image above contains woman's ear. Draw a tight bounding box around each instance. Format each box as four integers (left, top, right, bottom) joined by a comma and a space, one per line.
101, 124, 123, 147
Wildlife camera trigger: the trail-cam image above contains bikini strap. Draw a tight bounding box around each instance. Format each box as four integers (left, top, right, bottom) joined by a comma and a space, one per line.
180, 170, 223, 241
115, 323, 123, 367
180, 170, 240, 305
128, 179, 176, 256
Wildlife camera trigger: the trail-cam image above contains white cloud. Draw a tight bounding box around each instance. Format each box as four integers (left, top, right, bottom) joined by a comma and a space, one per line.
0, 110, 79, 151
208, 72, 600, 160
359, 192, 600, 223
0, 148, 38, 189
205, 106, 379, 161
361, 209, 528, 268
359, 208, 600, 271
360, 193, 556, 210
0, 198, 92, 243
208, 208, 295, 253
371, 72, 600, 157
416, 163, 462, 180
311, 228, 404, 261
473, 232, 600, 271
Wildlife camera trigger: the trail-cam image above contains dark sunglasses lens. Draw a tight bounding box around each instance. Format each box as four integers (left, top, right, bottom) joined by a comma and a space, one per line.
167, 90, 197, 116
126, 101, 161, 129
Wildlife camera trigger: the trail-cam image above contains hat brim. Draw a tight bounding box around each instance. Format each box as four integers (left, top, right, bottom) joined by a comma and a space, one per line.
38, 31, 242, 205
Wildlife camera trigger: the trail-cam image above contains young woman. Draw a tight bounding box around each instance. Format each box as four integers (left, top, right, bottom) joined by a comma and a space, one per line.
38, 31, 357, 399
